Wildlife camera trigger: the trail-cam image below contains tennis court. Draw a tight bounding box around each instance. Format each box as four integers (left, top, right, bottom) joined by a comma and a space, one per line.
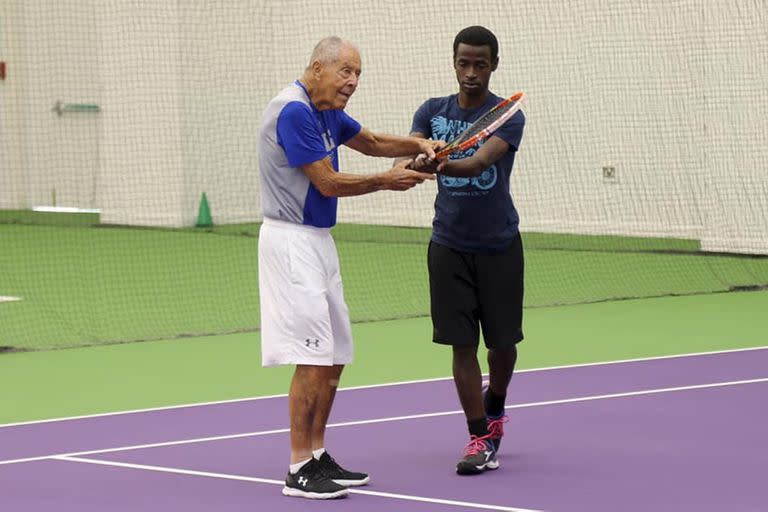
2, 1, 768, 511
3, 348, 766, 511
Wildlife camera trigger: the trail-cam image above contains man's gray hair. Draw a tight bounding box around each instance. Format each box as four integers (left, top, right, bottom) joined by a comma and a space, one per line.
307, 36, 358, 68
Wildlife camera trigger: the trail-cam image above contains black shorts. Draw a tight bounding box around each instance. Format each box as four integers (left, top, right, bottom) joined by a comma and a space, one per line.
427, 235, 524, 348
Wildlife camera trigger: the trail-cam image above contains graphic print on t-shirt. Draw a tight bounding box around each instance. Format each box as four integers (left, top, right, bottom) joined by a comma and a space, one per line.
321, 128, 336, 153
429, 116, 497, 194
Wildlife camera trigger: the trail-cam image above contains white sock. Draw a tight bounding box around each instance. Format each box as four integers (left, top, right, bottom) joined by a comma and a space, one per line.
289, 458, 312, 474
312, 447, 326, 459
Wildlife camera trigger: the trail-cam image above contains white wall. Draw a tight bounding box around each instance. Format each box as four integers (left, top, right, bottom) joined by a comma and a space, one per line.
1, 0, 102, 210
176, 0, 270, 226
1, 0, 766, 252
95, 1, 188, 226
699, 4, 768, 254
1, 0, 29, 209
0, 0, 23, 209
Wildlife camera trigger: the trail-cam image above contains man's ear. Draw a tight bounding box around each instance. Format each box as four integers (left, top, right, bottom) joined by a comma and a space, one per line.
311, 60, 323, 77
491, 57, 499, 72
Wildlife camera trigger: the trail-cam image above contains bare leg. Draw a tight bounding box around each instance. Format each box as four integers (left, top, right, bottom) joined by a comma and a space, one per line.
486, 345, 518, 397
289, 364, 338, 464
311, 364, 344, 451
452, 345, 485, 421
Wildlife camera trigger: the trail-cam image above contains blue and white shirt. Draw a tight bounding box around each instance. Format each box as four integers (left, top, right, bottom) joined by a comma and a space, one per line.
258, 81, 361, 227
411, 93, 525, 252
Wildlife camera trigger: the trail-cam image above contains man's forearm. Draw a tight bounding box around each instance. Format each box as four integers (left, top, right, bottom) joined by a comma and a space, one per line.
439, 157, 486, 177
362, 132, 425, 158
314, 170, 387, 197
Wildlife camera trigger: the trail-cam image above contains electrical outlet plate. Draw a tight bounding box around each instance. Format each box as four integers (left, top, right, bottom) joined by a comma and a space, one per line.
602, 166, 617, 183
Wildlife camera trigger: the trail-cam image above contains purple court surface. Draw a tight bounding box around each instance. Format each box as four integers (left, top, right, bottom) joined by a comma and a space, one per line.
2, 348, 767, 511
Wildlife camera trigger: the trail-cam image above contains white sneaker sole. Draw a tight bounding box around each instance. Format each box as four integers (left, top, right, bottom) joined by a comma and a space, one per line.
332, 475, 370, 486
282, 486, 349, 499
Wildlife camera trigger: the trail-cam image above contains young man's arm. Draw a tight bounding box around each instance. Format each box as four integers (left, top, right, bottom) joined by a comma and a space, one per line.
436, 136, 510, 177
404, 133, 509, 177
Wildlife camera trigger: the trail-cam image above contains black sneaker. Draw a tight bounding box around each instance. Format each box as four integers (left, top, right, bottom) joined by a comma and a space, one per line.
316, 451, 370, 486
282, 458, 348, 499
456, 434, 499, 475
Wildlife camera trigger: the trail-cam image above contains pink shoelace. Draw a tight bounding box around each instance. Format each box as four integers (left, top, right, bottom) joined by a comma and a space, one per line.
462, 434, 494, 456
487, 415, 509, 440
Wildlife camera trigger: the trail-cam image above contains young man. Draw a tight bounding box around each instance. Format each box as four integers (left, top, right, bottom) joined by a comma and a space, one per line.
257, 36, 442, 499
408, 26, 526, 475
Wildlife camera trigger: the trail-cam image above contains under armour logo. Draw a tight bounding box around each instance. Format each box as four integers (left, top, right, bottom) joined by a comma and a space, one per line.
305, 338, 320, 348
298, 476, 308, 486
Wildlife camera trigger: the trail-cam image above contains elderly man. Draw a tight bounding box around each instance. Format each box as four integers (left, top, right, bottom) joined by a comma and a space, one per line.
257, 36, 442, 499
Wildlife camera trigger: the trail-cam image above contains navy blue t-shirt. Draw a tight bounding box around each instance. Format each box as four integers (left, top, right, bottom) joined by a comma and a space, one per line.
411, 93, 525, 252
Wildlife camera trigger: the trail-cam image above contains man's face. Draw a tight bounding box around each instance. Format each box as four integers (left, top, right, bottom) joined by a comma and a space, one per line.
454, 43, 497, 97
314, 45, 361, 110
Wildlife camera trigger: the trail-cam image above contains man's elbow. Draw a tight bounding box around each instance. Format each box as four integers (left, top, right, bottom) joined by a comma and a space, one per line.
358, 135, 385, 157
463, 156, 490, 177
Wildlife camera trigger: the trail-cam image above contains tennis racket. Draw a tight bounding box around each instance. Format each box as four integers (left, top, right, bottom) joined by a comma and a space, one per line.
433, 91, 526, 160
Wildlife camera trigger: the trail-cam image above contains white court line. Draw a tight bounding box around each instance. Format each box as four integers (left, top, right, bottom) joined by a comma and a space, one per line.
2, 345, 766, 429
0, 296, 22, 303
2, 376, 766, 467
52, 456, 541, 512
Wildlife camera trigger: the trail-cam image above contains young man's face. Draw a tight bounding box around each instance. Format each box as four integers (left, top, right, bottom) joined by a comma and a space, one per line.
314, 45, 361, 110
453, 43, 497, 97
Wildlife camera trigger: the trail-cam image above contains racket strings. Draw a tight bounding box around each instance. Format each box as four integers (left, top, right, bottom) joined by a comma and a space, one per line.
448, 102, 514, 148
436, 93, 524, 158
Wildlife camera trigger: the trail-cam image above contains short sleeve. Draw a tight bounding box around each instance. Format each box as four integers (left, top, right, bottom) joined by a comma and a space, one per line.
276, 102, 328, 167
410, 100, 433, 137
336, 110, 362, 144
493, 110, 525, 152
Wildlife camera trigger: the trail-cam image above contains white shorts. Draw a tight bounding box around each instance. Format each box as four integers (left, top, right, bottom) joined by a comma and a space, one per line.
258, 217, 354, 367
